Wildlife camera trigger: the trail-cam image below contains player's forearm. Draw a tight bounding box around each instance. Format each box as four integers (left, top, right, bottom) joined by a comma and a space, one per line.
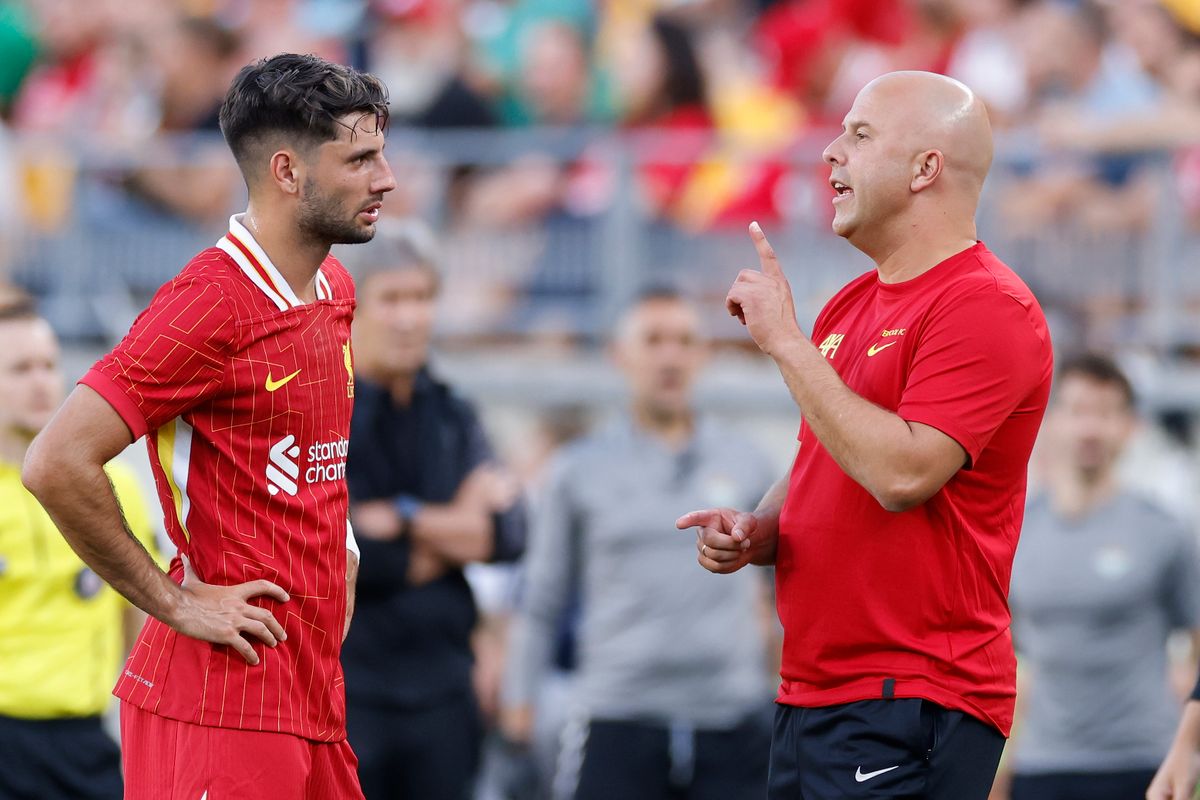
23, 451, 183, 622
771, 334, 943, 511
409, 504, 493, 564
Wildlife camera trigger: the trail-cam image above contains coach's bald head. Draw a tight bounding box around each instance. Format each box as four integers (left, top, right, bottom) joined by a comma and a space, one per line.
822, 71, 992, 265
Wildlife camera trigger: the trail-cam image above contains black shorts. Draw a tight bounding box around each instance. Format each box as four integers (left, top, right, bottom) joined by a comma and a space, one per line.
563, 707, 772, 800
768, 699, 1006, 799
1010, 768, 1157, 800
0, 714, 122, 800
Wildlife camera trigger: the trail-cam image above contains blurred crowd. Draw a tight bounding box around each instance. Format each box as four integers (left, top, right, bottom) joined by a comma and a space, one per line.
4, 0, 1200, 347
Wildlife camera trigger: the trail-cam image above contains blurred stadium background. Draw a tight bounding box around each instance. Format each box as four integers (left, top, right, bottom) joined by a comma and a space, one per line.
6, 0, 1200, 795
8, 0, 1200, 468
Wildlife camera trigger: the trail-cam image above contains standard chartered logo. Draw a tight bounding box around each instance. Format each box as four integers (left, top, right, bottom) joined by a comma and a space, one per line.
266, 434, 348, 496
306, 438, 349, 483
267, 435, 300, 496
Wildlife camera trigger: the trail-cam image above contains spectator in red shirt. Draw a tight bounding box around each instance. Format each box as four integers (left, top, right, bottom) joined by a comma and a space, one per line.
678, 71, 1053, 800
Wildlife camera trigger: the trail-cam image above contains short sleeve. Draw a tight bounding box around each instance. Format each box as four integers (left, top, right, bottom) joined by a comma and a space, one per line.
897, 290, 1050, 465
1163, 520, 1200, 631
80, 277, 236, 440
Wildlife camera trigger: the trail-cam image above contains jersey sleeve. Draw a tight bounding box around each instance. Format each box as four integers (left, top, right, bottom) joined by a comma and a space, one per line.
80, 277, 236, 440
896, 289, 1050, 465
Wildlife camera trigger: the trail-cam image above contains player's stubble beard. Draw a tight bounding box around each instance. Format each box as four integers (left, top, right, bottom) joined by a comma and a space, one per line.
296, 177, 377, 246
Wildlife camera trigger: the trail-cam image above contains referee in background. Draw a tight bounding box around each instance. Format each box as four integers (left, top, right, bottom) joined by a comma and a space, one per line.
0, 298, 158, 799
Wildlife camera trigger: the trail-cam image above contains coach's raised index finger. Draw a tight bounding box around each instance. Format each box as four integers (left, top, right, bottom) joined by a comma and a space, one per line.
750, 221, 784, 278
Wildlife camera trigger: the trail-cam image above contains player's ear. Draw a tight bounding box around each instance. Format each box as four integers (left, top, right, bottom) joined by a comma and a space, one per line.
269, 150, 302, 196
910, 149, 943, 193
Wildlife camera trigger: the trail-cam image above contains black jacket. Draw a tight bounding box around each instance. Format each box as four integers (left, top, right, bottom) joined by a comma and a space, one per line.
341, 368, 526, 709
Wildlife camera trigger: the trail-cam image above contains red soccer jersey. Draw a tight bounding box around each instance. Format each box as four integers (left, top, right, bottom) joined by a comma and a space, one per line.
81, 215, 357, 742
776, 242, 1052, 735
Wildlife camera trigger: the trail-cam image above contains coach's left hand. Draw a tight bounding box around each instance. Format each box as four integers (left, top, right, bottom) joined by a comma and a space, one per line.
726, 222, 803, 357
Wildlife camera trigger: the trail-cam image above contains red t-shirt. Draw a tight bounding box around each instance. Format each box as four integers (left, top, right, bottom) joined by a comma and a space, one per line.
776, 242, 1052, 735
81, 215, 357, 742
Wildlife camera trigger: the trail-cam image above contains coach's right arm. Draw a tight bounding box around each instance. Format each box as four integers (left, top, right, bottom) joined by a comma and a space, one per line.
23, 389, 288, 667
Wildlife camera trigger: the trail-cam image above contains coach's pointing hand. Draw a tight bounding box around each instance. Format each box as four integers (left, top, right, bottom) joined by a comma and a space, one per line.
726, 222, 803, 357
676, 507, 759, 574
168, 554, 290, 666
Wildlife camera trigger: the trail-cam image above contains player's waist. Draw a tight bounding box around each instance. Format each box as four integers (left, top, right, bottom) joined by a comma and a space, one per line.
115, 692, 348, 743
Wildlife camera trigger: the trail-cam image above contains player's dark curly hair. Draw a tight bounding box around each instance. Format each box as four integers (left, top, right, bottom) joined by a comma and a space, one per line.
219, 53, 389, 175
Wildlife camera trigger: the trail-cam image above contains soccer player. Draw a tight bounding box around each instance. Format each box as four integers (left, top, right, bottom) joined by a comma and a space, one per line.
21, 53, 396, 799
1002, 354, 1200, 800
0, 298, 157, 800
504, 289, 778, 800
677, 71, 1053, 799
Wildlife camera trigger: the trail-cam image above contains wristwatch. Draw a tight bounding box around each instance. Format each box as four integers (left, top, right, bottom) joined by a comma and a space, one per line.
393, 494, 424, 538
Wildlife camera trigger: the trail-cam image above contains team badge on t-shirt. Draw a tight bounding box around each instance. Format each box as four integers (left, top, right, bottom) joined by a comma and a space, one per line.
818, 333, 845, 359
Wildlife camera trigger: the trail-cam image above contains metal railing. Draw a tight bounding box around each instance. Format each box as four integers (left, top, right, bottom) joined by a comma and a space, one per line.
3, 128, 1195, 363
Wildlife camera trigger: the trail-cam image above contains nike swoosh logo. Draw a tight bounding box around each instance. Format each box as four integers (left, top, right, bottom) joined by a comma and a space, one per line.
855, 765, 901, 783
265, 368, 302, 392
867, 341, 897, 357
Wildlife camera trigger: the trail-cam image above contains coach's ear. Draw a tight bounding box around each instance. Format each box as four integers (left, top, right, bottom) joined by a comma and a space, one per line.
268, 149, 302, 196
910, 149, 944, 193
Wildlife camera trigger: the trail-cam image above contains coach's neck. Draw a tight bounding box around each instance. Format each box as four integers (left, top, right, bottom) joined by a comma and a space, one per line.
859, 189, 980, 284
244, 201, 326, 303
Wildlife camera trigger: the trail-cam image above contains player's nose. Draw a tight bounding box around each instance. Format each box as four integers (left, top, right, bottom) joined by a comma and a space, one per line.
374, 158, 398, 194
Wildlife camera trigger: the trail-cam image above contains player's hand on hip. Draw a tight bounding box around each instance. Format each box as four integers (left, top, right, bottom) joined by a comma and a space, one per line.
168, 554, 290, 665
725, 222, 802, 357
675, 507, 757, 574
1146, 748, 1199, 800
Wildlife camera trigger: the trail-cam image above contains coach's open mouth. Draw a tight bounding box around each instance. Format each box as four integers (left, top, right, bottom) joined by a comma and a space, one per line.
831, 180, 853, 200
359, 203, 382, 221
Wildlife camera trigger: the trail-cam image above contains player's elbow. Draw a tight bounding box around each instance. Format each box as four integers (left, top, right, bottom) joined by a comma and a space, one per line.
21, 433, 62, 500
